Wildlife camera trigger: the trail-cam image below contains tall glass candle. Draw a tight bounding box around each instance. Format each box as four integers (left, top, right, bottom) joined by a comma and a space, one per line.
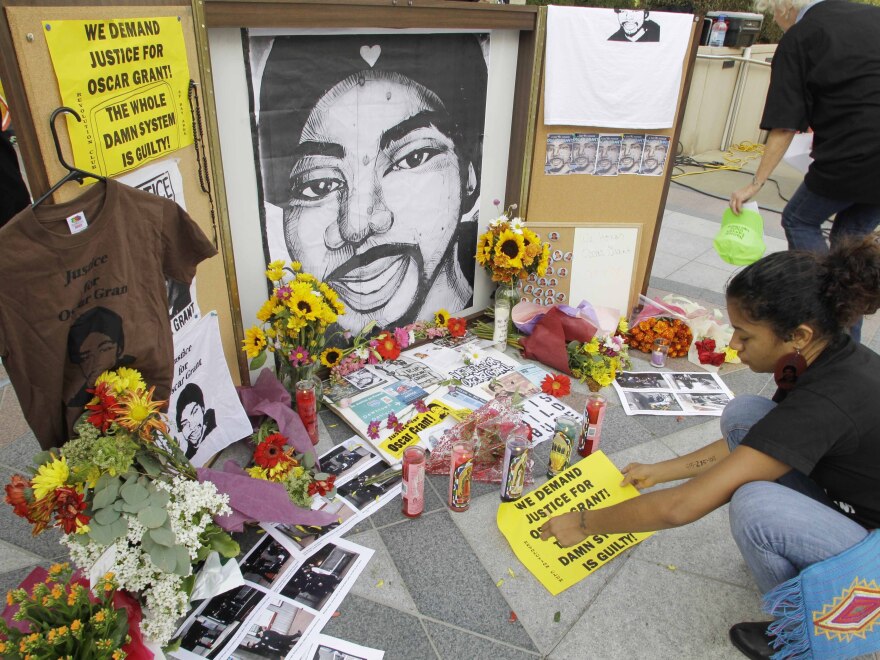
402, 446, 426, 518
295, 379, 319, 445
448, 438, 475, 512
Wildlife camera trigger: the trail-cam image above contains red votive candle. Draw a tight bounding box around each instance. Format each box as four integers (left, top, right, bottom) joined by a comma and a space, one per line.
295, 379, 319, 445
578, 393, 607, 457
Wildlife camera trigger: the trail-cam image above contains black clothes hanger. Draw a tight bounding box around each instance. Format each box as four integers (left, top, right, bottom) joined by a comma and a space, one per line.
31, 107, 106, 208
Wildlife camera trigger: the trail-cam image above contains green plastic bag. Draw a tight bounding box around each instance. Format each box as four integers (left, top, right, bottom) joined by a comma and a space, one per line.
714, 206, 766, 266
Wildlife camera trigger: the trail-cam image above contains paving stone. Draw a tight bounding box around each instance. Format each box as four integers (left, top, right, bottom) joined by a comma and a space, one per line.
321, 594, 437, 660
378, 510, 537, 651
0, 430, 41, 470
345, 528, 419, 615
423, 620, 540, 660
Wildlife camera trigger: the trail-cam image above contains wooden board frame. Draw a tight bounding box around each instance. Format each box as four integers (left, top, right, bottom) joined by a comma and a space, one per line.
520, 8, 702, 314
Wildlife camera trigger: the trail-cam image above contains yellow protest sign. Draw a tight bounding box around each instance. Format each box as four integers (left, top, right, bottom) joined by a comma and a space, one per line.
42, 17, 192, 176
497, 451, 653, 595
379, 401, 454, 461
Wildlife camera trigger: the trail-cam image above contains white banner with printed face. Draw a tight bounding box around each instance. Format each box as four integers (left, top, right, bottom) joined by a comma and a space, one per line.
169, 312, 252, 466
116, 158, 201, 335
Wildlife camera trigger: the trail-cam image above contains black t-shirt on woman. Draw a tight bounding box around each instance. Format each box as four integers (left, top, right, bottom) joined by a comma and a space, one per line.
742, 336, 880, 529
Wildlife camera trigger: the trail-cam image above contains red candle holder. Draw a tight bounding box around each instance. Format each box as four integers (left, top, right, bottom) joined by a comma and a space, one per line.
295, 379, 319, 445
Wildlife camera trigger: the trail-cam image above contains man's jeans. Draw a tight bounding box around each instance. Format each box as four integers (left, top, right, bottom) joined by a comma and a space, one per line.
721, 395, 868, 593
781, 183, 880, 342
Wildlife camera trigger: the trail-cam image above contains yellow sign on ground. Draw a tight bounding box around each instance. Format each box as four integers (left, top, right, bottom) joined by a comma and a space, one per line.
379, 401, 454, 461
43, 17, 192, 176
497, 451, 653, 595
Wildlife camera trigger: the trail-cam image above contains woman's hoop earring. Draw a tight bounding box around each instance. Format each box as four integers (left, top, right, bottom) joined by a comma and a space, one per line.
774, 348, 807, 390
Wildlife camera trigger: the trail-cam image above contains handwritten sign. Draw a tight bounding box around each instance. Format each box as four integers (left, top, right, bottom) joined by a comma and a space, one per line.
569, 225, 639, 315
43, 17, 192, 176
497, 451, 652, 595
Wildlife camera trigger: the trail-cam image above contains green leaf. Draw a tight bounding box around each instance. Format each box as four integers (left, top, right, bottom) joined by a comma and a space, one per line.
249, 351, 268, 370
136, 451, 163, 477
149, 489, 170, 508
92, 479, 121, 510
148, 525, 177, 547
303, 453, 316, 469
174, 546, 193, 576
121, 482, 149, 505
314, 471, 330, 481
138, 506, 168, 529
88, 519, 127, 546
181, 574, 196, 599
148, 544, 178, 573
93, 507, 121, 525
31, 450, 55, 467
210, 532, 240, 558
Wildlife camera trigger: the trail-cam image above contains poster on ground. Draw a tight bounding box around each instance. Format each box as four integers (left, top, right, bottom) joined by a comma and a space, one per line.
497, 451, 653, 595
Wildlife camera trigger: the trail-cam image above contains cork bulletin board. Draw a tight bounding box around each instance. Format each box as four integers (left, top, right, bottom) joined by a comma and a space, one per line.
519, 9, 701, 315
525, 222, 640, 315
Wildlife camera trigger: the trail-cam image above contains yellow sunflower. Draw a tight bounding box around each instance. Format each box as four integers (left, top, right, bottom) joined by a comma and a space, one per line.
494, 229, 525, 269
475, 232, 493, 266
288, 284, 320, 321
115, 387, 168, 439
242, 326, 267, 359
265, 260, 286, 282
521, 228, 541, 265
321, 347, 343, 368
256, 298, 280, 323
536, 243, 550, 277
434, 309, 450, 326
32, 456, 69, 499
290, 261, 302, 272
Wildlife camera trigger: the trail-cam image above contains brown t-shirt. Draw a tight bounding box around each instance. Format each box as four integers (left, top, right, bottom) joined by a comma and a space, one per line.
0, 179, 217, 449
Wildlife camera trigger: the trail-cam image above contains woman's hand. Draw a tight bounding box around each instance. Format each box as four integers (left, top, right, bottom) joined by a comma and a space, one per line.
620, 462, 664, 489
539, 510, 588, 547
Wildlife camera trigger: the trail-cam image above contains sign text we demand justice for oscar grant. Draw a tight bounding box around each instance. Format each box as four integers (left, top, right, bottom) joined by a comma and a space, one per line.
43, 17, 192, 177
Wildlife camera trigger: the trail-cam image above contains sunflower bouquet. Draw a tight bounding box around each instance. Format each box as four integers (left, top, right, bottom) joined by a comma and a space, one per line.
3, 368, 239, 647
567, 318, 632, 390
242, 260, 345, 392
246, 419, 336, 508
627, 317, 693, 358
475, 202, 550, 284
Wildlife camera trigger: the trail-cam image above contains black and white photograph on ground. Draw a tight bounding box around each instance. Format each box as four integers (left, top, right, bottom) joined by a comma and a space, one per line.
239, 536, 298, 590
373, 357, 442, 389
319, 438, 379, 482
670, 372, 724, 392
678, 393, 732, 414
337, 461, 403, 510
307, 634, 386, 660
228, 596, 317, 659
615, 371, 669, 389
175, 584, 266, 658
343, 367, 392, 392
614, 370, 734, 416
248, 31, 489, 337
280, 544, 359, 611
267, 497, 358, 555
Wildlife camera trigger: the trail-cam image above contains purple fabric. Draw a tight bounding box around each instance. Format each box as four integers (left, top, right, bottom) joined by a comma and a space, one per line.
513, 301, 600, 335
198, 462, 337, 533
237, 369, 317, 462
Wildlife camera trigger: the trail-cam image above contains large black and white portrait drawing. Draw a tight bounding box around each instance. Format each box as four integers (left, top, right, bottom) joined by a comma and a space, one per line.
248, 32, 490, 335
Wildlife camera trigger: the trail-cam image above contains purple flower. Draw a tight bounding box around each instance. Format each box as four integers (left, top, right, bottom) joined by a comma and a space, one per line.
275, 285, 291, 300
367, 420, 381, 439
493, 198, 501, 206
393, 422, 404, 433
343, 331, 353, 340
289, 346, 310, 366
394, 326, 411, 349
386, 413, 399, 429
413, 399, 428, 413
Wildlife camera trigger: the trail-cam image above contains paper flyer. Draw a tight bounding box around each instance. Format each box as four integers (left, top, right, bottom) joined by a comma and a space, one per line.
613, 371, 734, 416
43, 17, 193, 176
497, 451, 653, 595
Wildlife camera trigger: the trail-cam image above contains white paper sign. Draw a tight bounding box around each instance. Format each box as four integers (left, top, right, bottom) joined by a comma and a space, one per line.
169, 312, 252, 466
569, 226, 639, 315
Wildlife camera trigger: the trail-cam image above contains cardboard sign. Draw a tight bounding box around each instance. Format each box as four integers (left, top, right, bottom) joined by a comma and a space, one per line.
497, 451, 653, 595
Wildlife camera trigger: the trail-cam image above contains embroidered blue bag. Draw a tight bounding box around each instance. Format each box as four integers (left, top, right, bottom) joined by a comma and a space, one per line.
763, 530, 880, 659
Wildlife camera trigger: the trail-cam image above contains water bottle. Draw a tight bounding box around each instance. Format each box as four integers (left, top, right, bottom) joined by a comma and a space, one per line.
708, 15, 728, 47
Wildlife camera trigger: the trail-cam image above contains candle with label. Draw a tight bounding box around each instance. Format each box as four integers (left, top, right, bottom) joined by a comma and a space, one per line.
295, 379, 319, 445
448, 438, 475, 512
577, 394, 607, 457
402, 446, 426, 518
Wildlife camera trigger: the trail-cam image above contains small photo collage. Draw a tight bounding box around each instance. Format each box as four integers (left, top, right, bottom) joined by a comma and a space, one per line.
545, 133, 670, 177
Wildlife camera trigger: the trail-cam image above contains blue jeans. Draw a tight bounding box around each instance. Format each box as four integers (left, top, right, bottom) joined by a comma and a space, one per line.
781, 183, 880, 342
721, 395, 869, 593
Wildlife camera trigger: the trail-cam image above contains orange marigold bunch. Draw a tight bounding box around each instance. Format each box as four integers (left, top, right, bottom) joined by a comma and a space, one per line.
626, 317, 693, 358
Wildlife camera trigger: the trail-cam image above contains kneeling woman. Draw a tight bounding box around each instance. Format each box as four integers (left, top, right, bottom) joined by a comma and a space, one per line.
539, 236, 880, 657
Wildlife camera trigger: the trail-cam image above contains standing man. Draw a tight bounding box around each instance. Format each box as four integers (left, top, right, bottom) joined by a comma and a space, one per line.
730, 0, 880, 341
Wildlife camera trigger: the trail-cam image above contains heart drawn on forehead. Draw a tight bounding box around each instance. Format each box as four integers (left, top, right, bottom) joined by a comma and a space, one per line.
360, 45, 381, 68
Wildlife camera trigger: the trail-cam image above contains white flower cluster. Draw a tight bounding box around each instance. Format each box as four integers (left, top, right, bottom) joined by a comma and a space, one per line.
62, 477, 232, 647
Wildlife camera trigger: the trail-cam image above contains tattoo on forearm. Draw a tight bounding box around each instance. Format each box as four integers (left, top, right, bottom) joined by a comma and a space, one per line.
686, 457, 716, 470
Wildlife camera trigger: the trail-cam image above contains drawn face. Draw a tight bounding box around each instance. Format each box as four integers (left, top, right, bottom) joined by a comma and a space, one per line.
179, 402, 206, 445
546, 139, 570, 172
283, 73, 469, 332
641, 141, 668, 173
75, 331, 121, 386
620, 138, 643, 172
617, 10, 647, 36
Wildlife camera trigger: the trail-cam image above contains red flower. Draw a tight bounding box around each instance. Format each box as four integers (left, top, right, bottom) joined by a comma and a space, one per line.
308, 474, 336, 497
695, 338, 726, 366
447, 317, 467, 338
54, 487, 90, 534
5, 474, 33, 519
254, 433, 290, 469
84, 381, 120, 432
375, 332, 401, 361
541, 374, 571, 397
